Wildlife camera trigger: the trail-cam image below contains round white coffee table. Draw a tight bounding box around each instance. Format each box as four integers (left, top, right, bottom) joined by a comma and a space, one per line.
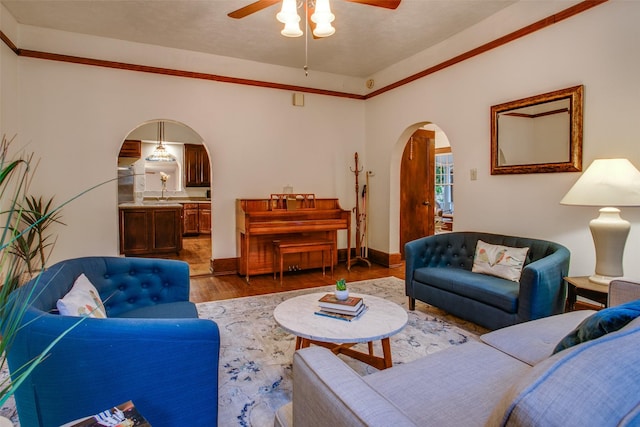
274, 292, 408, 369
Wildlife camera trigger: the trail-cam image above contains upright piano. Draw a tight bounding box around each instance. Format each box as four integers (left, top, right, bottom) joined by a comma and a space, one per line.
236, 195, 351, 281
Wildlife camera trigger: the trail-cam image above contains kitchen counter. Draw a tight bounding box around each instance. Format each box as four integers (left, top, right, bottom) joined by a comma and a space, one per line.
119, 199, 211, 208
119, 202, 184, 209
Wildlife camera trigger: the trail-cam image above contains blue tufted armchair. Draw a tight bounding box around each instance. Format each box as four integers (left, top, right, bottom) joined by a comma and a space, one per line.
6, 256, 220, 427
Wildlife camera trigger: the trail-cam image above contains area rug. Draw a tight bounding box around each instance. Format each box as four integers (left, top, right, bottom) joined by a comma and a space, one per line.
0, 276, 487, 427
198, 276, 487, 427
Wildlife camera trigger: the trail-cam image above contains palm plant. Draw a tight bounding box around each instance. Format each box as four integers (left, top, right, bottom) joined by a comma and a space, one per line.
10, 195, 65, 279
0, 134, 114, 410
0, 134, 38, 408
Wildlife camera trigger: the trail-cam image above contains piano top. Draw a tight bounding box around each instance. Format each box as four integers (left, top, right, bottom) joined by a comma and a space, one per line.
236, 198, 350, 233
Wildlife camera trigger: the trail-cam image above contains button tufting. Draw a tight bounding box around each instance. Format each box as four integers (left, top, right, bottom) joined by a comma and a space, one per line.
141, 282, 148, 288
118, 285, 126, 291
129, 270, 136, 275
128, 298, 135, 304
104, 274, 109, 279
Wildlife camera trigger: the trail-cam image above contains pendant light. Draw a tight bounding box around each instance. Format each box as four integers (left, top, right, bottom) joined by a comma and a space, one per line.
277, 0, 302, 37
277, 0, 335, 38
311, 0, 335, 37
145, 121, 176, 162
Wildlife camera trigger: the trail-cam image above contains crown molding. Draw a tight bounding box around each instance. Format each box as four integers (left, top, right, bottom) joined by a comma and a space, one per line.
0, 0, 607, 100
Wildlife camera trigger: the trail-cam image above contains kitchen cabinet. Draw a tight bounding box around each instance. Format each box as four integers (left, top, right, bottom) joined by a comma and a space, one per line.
118, 140, 142, 158
182, 203, 200, 235
182, 202, 211, 235
184, 144, 210, 187
198, 204, 211, 234
119, 205, 182, 256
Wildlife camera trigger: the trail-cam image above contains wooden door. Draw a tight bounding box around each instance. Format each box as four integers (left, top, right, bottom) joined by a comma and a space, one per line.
400, 129, 435, 258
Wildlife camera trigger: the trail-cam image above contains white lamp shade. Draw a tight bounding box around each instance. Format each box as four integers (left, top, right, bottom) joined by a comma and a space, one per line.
311, 0, 335, 23
313, 21, 335, 37
560, 158, 640, 207
281, 20, 303, 37
311, 0, 335, 37
560, 158, 640, 285
277, 0, 299, 24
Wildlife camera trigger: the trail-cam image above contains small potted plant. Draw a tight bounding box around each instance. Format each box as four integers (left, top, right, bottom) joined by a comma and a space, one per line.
334, 278, 348, 300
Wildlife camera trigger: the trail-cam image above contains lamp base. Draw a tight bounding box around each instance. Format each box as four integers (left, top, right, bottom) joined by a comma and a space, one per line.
588, 274, 618, 287
589, 207, 630, 283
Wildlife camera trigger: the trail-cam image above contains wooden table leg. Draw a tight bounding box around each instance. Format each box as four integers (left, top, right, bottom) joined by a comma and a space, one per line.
330, 246, 334, 278
279, 250, 284, 285
381, 337, 392, 369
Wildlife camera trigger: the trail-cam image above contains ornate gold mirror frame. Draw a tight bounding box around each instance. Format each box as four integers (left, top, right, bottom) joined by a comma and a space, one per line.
491, 85, 583, 175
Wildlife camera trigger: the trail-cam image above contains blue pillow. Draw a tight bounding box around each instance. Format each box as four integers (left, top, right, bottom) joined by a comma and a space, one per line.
553, 299, 640, 354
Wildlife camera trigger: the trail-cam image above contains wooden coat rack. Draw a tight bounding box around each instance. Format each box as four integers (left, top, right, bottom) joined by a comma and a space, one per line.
349, 152, 371, 269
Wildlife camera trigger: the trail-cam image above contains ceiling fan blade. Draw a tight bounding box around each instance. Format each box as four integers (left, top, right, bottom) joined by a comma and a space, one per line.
345, 0, 401, 9
228, 0, 281, 19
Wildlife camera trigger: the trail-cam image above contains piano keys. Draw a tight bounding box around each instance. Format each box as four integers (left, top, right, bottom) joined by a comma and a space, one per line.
236, 196, 351, 282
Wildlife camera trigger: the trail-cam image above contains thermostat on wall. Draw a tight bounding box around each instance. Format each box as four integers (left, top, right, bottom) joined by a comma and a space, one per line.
292, 93, 304, 106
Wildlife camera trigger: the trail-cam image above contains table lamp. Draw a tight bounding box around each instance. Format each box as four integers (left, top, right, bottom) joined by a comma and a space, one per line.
560, 158, 640, 286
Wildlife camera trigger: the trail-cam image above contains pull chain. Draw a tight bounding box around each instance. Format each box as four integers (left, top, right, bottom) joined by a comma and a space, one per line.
304, 0, 309, 76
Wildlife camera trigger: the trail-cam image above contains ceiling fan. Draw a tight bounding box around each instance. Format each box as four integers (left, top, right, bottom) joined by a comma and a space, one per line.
228, 0, 401, 20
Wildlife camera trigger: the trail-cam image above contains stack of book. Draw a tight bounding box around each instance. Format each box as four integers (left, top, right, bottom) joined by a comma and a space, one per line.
69, 400, 151, 426
314, 293, 367, 321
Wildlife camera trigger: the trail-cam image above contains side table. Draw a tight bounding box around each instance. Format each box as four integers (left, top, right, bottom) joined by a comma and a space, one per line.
565, 276, 608, 311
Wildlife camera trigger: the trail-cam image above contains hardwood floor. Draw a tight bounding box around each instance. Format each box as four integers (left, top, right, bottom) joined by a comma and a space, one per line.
190, 262, 405, 303
150, 234, 213, 276
157, 234, 405, 303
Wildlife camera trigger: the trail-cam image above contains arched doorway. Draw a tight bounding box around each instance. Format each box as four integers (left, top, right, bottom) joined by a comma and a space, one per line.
116, 119, 213, 276
397, 123, 453, 258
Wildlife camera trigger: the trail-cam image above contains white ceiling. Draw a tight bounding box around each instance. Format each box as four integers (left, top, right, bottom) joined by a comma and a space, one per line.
1, 0, 518, 77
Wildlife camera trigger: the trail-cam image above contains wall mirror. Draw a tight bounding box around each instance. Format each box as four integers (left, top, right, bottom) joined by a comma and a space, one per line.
491, 85, 583, 174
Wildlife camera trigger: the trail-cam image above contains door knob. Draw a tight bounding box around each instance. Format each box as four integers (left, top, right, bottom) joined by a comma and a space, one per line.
422, 201, 430, 206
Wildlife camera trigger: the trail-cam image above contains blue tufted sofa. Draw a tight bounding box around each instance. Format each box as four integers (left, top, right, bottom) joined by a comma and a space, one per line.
6, 256, 220, 427
405, 232, 570, 330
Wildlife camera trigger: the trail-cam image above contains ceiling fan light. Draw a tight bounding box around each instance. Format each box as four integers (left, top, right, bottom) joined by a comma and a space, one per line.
276, 0, 300, 24
311, 0, 335, 24
313, 21, 335, 37
281, 20, 303, 37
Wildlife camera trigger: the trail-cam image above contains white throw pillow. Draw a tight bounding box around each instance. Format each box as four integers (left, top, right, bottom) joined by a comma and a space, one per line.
56, 273, 107, 318
472, 240, 529, 282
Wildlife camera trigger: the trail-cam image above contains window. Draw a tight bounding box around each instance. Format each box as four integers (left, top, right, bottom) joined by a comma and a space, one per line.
435, 150, 453, 215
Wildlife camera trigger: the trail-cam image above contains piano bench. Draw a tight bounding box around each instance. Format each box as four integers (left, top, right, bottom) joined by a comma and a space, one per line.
273, 238, 335, 284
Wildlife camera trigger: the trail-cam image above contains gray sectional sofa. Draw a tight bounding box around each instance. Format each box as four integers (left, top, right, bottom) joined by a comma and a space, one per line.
405, 231, 570, 330
274, 279, 640, 426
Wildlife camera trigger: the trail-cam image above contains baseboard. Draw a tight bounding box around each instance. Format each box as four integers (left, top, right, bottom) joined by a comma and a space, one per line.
367, 248, 403, 268
211, 248, 402, 275
211, 257, 238, 276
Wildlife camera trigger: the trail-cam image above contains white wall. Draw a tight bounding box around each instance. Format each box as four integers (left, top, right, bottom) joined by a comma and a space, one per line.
11, 35, 364, 263
3, 1, 640, 281
0, 5, 19, 141
365, 0, 640, 280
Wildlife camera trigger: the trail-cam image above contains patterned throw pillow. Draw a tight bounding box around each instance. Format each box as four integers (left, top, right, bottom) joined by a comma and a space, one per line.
471, 240, 529, 282
57, 273, 107, 318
